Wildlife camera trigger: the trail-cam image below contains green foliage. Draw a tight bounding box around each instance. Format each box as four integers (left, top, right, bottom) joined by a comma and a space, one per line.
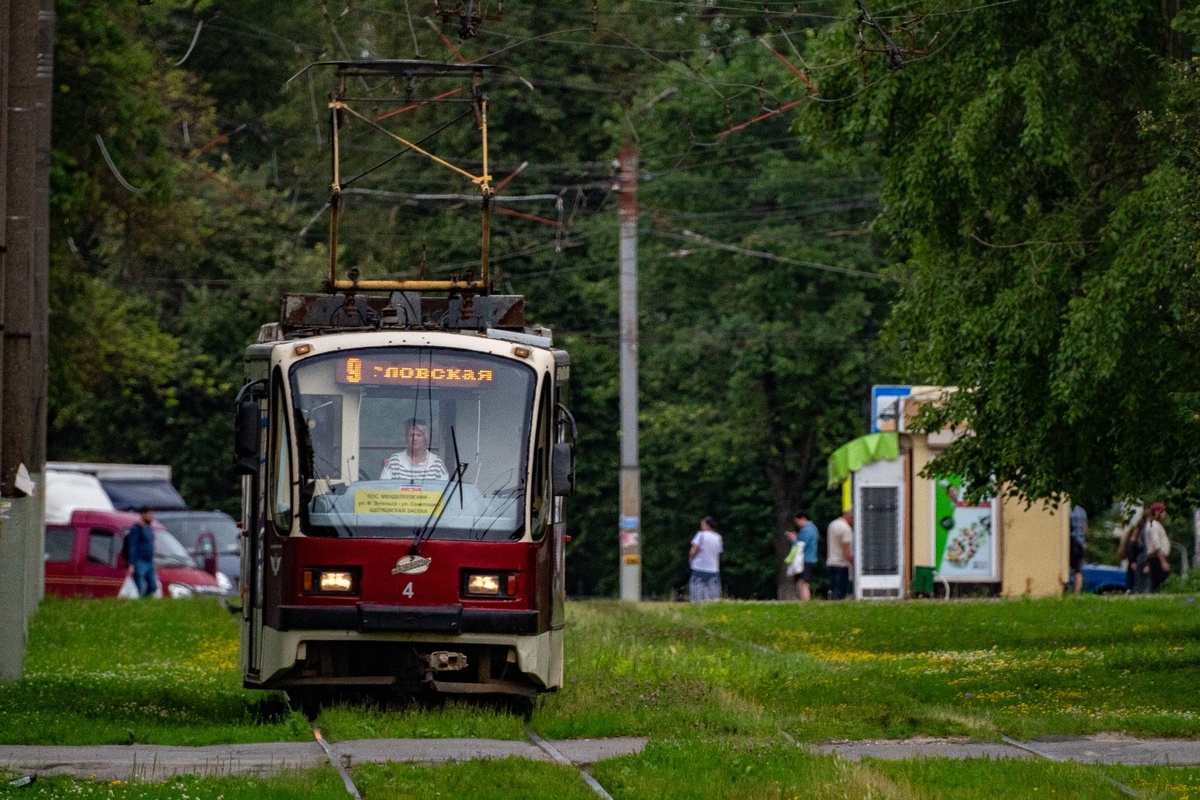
801, 1, 1200, 505
48, 0, 891, 596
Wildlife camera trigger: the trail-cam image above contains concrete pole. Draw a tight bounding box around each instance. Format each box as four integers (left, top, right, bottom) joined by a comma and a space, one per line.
0, 0, 28, 683
0, 0, 52, 681
617, 147, 641, 601
28, 0, 53, 610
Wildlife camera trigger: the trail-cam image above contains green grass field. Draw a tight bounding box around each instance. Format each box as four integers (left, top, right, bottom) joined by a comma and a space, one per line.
3, 595, 1200, 798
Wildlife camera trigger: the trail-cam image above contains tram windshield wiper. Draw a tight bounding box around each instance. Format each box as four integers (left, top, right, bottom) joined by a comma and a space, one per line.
410, 426, 467, 554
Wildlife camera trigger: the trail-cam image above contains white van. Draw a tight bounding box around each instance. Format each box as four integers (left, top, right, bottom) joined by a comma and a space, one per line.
44, 470, 114, 525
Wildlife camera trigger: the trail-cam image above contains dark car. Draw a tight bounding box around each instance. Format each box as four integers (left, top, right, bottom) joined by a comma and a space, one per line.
1080, 563, 1127, 594
155, 510, 241, 591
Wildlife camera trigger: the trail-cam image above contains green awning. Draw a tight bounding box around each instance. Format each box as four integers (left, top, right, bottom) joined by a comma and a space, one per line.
827, 432, 900, 488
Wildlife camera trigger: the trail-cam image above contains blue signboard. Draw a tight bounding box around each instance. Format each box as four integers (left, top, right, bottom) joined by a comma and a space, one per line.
870, 385, 912, 433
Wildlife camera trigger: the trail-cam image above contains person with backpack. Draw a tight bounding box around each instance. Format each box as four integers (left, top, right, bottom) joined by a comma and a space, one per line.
124, 506, 158, 598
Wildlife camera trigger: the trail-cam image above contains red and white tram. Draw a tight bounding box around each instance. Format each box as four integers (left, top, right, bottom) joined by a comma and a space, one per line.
235, 301, 573, 698
232, 60, 574, 700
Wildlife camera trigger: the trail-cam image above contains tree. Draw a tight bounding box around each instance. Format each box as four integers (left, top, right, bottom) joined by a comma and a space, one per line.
802, 0, 1200, 506
583, 24, 893, 597
49, 1, 325, 509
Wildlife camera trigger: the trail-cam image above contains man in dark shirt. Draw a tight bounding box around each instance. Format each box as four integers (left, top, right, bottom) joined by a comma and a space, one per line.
125, 506, 158, 598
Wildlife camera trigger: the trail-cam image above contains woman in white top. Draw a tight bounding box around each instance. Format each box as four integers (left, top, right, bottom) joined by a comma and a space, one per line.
380, 419, 449, 482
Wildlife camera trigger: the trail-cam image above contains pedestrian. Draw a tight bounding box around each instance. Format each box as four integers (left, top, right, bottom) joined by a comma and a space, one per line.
124, 506, 158, 598
1143, 502, 1171, 593
688, 516, 723, 602
826, 508, 854, 600
1118, 509, 1148, 593
1069, 504, 1088, 595
791, 509, 819, 601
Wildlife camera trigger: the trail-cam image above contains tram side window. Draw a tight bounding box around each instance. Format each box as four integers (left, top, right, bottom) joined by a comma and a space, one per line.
270, 379, 294, 532
298, 395, 343, 481
530, 382, 552, 538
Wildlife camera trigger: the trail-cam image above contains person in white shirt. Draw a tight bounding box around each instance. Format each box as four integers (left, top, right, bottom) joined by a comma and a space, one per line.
380, 418, 449, 482
826, 508, 854, 600
688, 516, 723, 602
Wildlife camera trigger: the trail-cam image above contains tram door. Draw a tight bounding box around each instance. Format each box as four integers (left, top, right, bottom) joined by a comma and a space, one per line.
237, 385, 268, 681
853, 456, 906, 599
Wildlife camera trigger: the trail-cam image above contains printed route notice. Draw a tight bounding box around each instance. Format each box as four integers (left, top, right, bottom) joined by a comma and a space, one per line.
355, 490, 444, 515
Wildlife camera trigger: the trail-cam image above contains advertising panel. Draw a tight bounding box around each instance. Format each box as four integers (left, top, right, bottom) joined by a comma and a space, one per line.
931, 475, 998, 581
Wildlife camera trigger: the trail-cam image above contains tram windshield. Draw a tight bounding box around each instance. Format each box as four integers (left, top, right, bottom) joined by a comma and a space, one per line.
287, 347, 535, 541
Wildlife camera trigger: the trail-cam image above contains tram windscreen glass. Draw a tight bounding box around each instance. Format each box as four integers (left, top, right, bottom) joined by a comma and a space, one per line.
288, 347, 535, 541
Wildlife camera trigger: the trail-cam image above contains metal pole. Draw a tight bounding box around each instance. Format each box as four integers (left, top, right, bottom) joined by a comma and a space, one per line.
1192, 507, 1199, 574
617, 147, 640, 601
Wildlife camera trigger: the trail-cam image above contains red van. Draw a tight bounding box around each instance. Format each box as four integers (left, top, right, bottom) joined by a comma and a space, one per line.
44, 509, 230, 599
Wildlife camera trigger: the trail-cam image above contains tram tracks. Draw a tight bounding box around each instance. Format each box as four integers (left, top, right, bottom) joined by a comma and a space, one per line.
309, 722, 623, 799
526, 728, 617, 800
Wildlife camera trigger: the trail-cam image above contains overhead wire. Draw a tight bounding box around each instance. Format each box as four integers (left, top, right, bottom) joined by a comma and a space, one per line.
131, 2, 970, 291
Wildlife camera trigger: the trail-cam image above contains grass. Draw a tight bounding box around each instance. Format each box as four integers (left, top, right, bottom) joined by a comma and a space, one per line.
0, 770, 353, 799
535, 597, 1200, 741
5, 594, 1200, 797
590, 737, 1192, 799
0, 597, 302, 746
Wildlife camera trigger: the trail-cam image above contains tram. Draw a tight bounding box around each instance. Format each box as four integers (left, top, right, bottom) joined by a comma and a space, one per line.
233, 60, 574, 699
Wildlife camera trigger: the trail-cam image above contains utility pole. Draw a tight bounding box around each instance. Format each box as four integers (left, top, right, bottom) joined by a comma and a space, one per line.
0, 0, 53, 681
617, 146, 641, 601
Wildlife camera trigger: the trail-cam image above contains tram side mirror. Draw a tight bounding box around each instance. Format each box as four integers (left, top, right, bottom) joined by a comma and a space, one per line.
235, 400, 261, 475
552, 442, 575, 497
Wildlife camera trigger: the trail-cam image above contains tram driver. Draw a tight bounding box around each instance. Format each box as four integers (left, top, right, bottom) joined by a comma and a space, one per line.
380, 417, 449, 482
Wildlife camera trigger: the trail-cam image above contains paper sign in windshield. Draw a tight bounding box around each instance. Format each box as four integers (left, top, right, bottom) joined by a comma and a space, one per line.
355, 489, 444, 515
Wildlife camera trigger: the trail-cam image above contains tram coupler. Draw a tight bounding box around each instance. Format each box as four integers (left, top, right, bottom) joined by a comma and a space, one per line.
425, 651, 469, 671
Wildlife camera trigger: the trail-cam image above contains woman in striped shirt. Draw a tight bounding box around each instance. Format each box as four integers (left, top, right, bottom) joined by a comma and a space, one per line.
380, 418, 449, 482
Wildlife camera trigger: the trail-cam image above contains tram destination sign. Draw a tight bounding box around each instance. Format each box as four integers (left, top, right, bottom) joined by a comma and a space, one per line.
337, 356, 495, 387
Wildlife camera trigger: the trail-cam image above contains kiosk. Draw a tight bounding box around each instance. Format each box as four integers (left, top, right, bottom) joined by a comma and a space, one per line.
829, 386, 1069, 600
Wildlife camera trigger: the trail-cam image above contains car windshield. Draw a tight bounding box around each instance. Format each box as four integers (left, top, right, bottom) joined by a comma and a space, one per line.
289, 346, 535, 541
157, 512, 241, 553
150, 528, 199, 568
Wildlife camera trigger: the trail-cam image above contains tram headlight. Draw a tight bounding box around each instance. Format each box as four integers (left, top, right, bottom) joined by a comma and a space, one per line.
462, 571, 518, 598
467, 574, 500, 594
302, 568, 359, 595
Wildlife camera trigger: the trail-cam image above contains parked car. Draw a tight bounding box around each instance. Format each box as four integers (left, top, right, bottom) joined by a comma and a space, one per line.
1080, 563, 1128, 594
154, 509, 242, 591
44, 509, 232, 599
